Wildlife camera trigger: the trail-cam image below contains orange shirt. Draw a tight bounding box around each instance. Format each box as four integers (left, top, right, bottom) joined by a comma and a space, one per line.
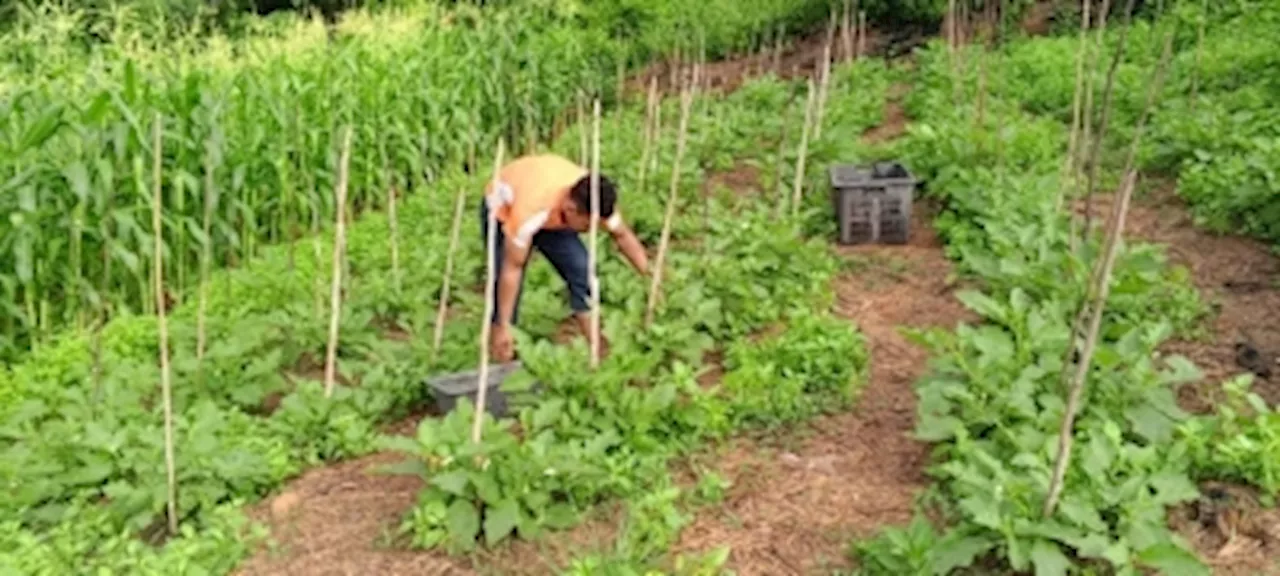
484, 153, 622, 248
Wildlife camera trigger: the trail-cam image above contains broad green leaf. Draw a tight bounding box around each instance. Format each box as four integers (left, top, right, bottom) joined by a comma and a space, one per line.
931, 533, 996, 575
371, 459, 429, 478
544, 502, 579, 529
1137, 543, 1209, 576
483, 499, 521, 546
1125, 404, 1176, 444
432, 470, 470, 496
1030, 539, 1070, 576
956, 290, 1005, 321
1149, 470, 1199, 506
916, 415, 963, 441
469, 470, 503, 505
445, 499, 480, 549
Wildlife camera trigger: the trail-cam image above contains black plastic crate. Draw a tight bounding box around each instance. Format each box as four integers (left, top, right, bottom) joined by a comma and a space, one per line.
425, 361, 538, 418
828, 161, 917, 245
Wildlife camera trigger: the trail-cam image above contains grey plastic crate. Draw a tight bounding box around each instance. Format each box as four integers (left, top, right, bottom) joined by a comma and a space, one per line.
425, 361, 538, 418
828, 161, 917, 245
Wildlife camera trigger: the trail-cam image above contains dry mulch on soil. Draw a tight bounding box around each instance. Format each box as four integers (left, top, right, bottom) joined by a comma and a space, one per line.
669, 202, 975, 574
1074, 182, 1280, 575
1073, 184, 1280, 411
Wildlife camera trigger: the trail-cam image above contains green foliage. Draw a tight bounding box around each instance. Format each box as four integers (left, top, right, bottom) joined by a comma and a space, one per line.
852, 38, 1213, 575
1183, 375, 1280, 497
990, 0, 1280, 247
0, 34, 889, 572
0, 0, 847, 363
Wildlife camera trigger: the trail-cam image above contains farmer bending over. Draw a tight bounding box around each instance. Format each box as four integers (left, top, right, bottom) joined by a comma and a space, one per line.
480, 153, 650, 362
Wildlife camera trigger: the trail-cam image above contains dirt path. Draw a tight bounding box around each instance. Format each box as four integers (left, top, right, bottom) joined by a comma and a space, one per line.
669, 205, 973, 574
667, 82, 976, 574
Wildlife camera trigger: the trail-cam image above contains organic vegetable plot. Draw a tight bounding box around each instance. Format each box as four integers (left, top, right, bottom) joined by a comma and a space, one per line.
232, 28, 923, 576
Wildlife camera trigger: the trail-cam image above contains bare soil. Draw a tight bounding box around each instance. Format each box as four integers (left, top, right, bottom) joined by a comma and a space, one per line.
625, 28, 891, 96
1073, 183, 1280, 411
1074, 181, 1280, 576
669, 201, 975, 574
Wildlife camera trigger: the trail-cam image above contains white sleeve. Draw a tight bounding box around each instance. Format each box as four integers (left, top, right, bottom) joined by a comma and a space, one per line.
605, 211, 623, 232
511, 209, 550, 249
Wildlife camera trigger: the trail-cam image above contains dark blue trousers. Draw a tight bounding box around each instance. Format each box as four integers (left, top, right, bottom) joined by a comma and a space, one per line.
479, 203, 592, 325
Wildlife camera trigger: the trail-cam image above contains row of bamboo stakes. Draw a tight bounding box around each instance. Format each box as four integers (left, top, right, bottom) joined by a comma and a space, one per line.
145, 0, 1209, 536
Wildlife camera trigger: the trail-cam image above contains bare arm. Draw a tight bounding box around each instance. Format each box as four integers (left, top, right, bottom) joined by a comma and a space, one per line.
609, 220, 650, 276
495, 239, 529, 328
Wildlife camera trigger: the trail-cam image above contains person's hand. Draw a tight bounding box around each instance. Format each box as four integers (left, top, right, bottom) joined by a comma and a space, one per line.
490, 324, 515, 362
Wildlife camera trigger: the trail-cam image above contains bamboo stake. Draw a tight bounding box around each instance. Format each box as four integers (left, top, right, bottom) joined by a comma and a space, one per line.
948, 0, 961, 105
975, 8, 989, 129
1081, 0, 1137, 240
1044, 25, 1175, 519
858, 10, 867, 58
1190, 0, 1207, 111
588, 98, 603, 368
814, 25, 834, 141
383, 139, 402, 295
839, 0, 849, 60
577, 92, 588, 166
1058, 0, 1092, 213
473, 138, 506, 444
645, 88, 694, 328
638, 77, 659, 195
432, 188, 466, 357
772, 25, 783, 73
1075, 0, 1112, 209
151, 114, 178, 536
323, 126, 353, 399
791, 78, 818, 216
197, 139, 216, 361
774, 89, 800, 217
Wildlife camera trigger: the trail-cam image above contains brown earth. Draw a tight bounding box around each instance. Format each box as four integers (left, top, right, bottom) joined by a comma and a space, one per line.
662, 79, 979, 574
668, 200, 975, 574
1073, 181, 1280, 576
625, 27, 891, 97
1073, 183, 1280, 411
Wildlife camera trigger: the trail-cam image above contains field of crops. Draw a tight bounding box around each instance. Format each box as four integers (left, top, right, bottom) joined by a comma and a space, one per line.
3, 0, 1280, 574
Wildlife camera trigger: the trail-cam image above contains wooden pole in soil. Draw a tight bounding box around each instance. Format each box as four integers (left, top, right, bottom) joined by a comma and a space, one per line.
150, 113, 178, 536
948, 0, 961, 106
1058, 0, 1092, 214
1190, 0, 1207, 112
1081, 0, 1138, 242
323, 126, 353, 399
588, 98, 603, 368
791, 77, 818, 216
384, 140, 402, 296
645, 88, 694, 329
814, 21, 834, 141
578, 92, 588, 166
1043, 26, 1175, 518
858, 10, 867, 58
839, 0, 849, 61
432, 187, 466, 358
473, 137, 506, 444
774, 89, 800, 217
197, 139, 216, 361
638, 77, 659, 196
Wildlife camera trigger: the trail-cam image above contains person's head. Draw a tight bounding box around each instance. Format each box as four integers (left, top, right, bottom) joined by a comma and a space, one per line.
561, 173, 618, 232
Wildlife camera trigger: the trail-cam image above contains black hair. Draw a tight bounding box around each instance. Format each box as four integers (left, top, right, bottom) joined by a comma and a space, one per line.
568, 173, 617, 218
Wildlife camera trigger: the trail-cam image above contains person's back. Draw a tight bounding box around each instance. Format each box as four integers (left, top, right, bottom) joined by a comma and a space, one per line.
486, 154, 589, 244
478, 153, 652, 361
